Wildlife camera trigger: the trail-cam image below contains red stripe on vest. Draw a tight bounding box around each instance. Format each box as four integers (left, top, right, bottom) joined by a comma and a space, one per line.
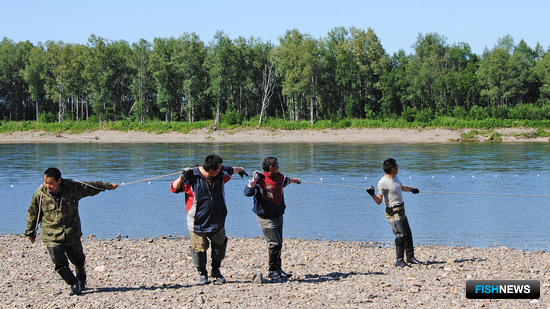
184, 184, 194, 212
260, 172, 284, 205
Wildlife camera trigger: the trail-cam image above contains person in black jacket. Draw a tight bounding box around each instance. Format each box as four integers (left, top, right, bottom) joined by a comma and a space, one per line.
170, 154, 247, 285
244, 157, 300, 281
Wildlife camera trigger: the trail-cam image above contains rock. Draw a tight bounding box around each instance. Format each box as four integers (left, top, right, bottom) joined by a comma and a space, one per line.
0, 234, 549, 308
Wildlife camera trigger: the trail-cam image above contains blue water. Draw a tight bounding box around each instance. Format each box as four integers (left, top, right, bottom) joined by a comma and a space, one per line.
1, 143, 549, 250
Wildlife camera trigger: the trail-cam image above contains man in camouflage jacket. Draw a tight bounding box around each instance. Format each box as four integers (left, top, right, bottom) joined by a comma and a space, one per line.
24, 167, 118, 295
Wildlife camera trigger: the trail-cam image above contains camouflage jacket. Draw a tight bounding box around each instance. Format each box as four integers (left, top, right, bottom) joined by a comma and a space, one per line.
24, 179, 113, 247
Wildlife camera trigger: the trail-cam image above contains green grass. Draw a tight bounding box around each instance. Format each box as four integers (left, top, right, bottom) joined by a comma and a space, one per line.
1, 116, 549, 134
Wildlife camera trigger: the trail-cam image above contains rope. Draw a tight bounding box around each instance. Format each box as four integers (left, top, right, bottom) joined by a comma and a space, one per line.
301, 180, 550, 198
71, 179, 108, 191
302, 180, 365, 190
420, 191, 550, 198
120, 171, 181, 186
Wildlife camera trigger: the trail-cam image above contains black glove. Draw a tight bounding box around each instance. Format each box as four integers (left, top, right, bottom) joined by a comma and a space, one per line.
238, 169, 249, 178
253, 170, 265, 181
366, 186, 375, 196
180, 168, 193, 181
411, 188, 419, 194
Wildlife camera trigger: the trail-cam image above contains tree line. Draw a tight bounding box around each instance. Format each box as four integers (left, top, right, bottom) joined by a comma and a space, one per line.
1, 27, 549, 126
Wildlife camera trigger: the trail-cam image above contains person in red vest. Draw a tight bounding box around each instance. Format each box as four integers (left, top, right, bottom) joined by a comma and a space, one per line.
244, 157, 301, 281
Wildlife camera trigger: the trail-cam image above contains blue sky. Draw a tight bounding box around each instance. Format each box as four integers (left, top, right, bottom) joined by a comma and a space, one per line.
1, 0, 548, 55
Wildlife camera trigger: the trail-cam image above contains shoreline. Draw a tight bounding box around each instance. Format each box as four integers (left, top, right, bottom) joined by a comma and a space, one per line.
0, 127, 548, 144
1, 234, 547, 307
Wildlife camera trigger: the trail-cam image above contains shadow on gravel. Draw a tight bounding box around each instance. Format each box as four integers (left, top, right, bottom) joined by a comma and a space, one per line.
294, 271, 384, 283
86, 284, 191, 294
424, 257, 487, 265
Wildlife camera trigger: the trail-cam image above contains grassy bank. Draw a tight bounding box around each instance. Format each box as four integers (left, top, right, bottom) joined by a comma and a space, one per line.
1, 117, 550, 134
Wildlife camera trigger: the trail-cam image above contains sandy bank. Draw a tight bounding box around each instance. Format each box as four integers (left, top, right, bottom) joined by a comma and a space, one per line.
0, 234, 547, 308
0, 128, 548, 144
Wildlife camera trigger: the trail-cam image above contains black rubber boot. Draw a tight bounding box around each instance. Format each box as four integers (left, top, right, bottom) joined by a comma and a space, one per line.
75, 264, 87, 290
267, 248, 284, 282
211, 238, 227, 285
274, 246, 291, 279
57, 266, 81, 295
395, 237, 405, 261
210, 267, 226, 285
268, 248, 279, 272
406, 247, 423, 264
190, 249, 208, 285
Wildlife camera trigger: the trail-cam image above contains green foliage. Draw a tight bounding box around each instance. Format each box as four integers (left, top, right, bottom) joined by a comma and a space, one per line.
469, 106, 489, 120
220, 110, 242, 126
0, 31, 549, 127
487, 132, 502, 142
38, 112, 56, 123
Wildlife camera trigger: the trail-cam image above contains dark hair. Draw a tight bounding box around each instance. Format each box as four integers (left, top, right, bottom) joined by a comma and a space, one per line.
262, 157, 278, 172
43, 167, 62, 180
203, 154, 223, 171
383, 158, 397, 174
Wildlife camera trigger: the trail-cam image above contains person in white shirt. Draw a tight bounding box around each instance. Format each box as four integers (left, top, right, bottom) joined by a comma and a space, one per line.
366, 158, 422, 267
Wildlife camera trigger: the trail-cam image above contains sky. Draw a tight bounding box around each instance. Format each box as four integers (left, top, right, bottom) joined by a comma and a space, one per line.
1, 0, 549, 55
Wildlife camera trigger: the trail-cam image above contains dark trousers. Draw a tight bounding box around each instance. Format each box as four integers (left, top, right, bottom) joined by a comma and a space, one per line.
387, 214, 414, 260
47, 241, 86, 271
47, 240, 86, 284
257, 216, 283, 271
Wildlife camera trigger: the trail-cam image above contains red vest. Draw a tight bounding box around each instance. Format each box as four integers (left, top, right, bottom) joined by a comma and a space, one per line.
259, 172, 285, 206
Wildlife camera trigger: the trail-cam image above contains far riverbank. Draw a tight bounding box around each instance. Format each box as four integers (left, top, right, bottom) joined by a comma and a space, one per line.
0, 127, 549, 144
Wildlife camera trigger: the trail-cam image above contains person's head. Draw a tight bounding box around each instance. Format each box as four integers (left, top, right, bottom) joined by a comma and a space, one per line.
43, 167, 62, 193
202, 154, 223, 176
383, 158, 398, 175
262, 157, 279, 174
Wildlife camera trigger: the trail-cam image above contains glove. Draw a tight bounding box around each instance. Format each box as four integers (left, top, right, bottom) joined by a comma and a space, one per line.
238, 169, 249, 178
411, 188, 419, 194
253, 170, 265, 181
295, 178, 301, 184
366, 186, 375, 196
180, 168, 193, 181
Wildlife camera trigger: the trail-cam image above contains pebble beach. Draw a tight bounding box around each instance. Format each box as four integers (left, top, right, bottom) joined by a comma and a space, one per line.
0, 234, 547, 308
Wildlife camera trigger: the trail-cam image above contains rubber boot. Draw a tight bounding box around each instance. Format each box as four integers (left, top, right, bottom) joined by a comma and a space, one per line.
395, 238, 405, 261
190, 249, 208, 285
57, 266, 81, 295
274, 246, 291, 279
267, 248, 283, 281
75, 264, 87, 290
406, 247, 422, 264
211, 239, 227, 284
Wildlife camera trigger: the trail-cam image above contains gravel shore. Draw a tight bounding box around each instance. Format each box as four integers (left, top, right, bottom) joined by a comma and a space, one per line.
0, 234, 547, 308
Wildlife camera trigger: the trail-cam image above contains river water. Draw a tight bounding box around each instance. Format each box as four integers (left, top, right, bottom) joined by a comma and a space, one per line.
1, 143, 549, 250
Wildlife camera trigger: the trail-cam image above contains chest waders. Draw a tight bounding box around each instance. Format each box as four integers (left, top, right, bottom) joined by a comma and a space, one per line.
385, 204, 414, 263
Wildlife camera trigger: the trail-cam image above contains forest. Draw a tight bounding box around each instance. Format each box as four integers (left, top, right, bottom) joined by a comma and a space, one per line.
1, 27, 549, 129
